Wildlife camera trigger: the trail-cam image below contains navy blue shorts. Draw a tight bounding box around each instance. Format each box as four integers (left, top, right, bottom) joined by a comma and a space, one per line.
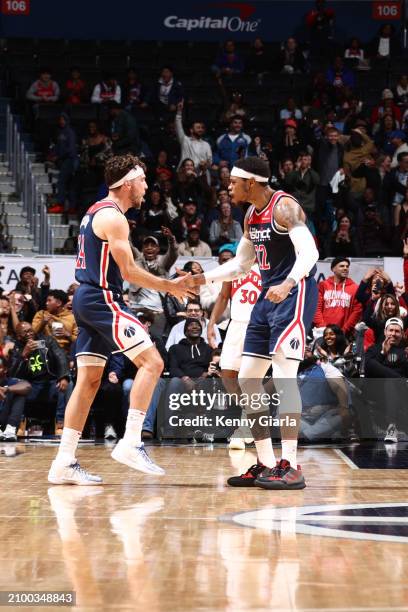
243, 277, 318, 361
73, 283, 153, 364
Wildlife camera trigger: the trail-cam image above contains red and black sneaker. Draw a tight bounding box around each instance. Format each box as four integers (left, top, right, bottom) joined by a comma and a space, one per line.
255, 459, 306, 490
227, 462, 265, 487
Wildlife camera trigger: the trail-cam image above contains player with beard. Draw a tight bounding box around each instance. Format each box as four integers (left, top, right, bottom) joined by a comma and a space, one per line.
183, 156, 319, 489
48, 154, 193, 485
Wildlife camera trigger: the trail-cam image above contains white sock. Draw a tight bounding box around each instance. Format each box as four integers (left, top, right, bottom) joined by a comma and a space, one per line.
123, 409, 145, 447
255, 437, 276, 468
55, 427, 81, 466
281, 439, 298, 467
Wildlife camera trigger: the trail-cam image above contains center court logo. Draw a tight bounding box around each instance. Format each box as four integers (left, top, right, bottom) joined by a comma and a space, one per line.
223, 503, 408, 543
124, 325, 136, 338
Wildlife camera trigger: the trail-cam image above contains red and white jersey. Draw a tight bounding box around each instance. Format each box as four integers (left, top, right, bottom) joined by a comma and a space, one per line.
230, 265, 262, 323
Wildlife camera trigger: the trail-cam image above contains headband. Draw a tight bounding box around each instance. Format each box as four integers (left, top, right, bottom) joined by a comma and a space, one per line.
109, 166, 144, 189
230, 167, 269, 183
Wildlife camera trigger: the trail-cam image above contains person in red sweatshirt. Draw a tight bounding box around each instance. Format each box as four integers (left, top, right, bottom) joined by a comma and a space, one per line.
314, 256, 362, 336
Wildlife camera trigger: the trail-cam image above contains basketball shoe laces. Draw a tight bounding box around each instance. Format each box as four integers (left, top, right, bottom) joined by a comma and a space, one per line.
70, 462, 91, 477
136, 445, 154, 464
241, 463, 264, 478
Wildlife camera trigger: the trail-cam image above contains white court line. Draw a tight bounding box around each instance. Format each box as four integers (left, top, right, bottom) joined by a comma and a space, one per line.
333, 447, 359, 470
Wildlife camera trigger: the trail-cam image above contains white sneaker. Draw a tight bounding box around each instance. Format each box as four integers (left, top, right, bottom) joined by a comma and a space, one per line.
384, 423, 398, 444
48, 460, 103, 485
104, 425, 117, 440
228, 437, 246, 450
0, 425, 17, 441
111, 439, 165, 475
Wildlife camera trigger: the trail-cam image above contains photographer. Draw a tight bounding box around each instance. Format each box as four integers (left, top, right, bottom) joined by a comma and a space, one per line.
8, 322, 71, 435
0, 357, 31, 441
365, 317, 408, 443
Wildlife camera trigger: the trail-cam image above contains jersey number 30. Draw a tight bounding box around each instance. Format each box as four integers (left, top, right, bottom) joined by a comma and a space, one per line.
254, 244, 270, 270
75, 235, 86, 269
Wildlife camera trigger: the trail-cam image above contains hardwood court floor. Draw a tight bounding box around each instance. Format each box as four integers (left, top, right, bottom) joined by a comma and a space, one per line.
1, 442, 408, 612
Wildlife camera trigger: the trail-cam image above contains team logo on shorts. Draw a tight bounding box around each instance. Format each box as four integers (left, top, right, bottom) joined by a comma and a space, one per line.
124, 325, 136, 338
290, 337, 300, 350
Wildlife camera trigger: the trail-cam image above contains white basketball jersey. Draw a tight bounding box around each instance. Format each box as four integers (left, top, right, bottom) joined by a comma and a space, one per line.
230, 265, 262, 323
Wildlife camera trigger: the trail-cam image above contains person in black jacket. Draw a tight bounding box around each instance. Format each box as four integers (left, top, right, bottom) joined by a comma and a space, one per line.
364, 317, 408, 443
147, 66, 184, 119
168, 318, 213, 383
314, 127, 344, 218
8, 321, 71, 432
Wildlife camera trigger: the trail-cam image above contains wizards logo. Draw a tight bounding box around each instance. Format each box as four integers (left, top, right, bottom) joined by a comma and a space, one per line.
223, 503, 408, 543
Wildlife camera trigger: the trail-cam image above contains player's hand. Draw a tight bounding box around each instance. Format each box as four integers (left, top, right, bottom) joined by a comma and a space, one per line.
265, 280, 294, 303
57, 379, 69, 392
176, 268, 205, 288
167, 275, 197, 301
207, 324, 218, 349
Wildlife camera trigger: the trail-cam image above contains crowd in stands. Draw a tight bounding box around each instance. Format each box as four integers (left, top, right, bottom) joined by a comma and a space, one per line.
1, 0, 408, 444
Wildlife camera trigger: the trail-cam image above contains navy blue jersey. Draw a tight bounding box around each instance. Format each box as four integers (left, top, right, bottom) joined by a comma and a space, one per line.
75, 200, 124, 293
248, 190, 316, 287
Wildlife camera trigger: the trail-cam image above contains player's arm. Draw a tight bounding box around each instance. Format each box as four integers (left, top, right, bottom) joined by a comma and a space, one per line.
102, 212, 195, 301
266, 197, 319, 303
207, 281, 231, 348
180, 210, 256, 287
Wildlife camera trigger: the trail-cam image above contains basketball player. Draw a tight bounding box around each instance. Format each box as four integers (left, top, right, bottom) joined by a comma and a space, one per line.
207, 265, 262, 450
184, 156, 319, 489
48, 154, 194, 485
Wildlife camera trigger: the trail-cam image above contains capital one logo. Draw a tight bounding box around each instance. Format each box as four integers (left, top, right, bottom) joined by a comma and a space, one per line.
164, 2, 260, 32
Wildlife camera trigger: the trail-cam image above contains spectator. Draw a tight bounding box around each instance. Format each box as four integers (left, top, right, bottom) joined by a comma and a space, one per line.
213, 41, 244, 76
78, 121, 112, 200
279, 157, 295, 187
326, 56, 355, 90
0, 357, 31, 441
364, 317, 408, 443
374, 115, 398, 154
175, 100, 212, 172
122, 68, 145, 112
395, 74, 408, 106
26, 68, 60, 105
138, 189, 173, 245
64, 66, 87, 105
121, 310, 168, 439
8, 322, 71, 435
129, 231, 178, 315
173, 196, 205, 243
154, 150, 174, 185
0, 295, 15, 341
148, 65, 183, 115
62, 226, 79, 255
109, 102, 140, 155
306, 0, 335, 55
314, 256, 362, 336
277, 119, 304, 163
343, 95, 365, 135
151, 117, 180, 167
343, 128, 375, 195
390, 131, 408, 168
162, 261, 203, 331
199, 245, 235, 312
314, 324, 351, 362
173, 159, 212, 211
279, 96, 303, 121
215, 116, 251, 168
278, 37, 305, 74
178, 224, 212, 257
247, 37, 269, 80
15, 265, 50, 312
0, 224, 11, 253
383, 152, 408, 226
371, 89, 402, 126
209, 201, 243, 251
48, 113, 78, 214
32, 289, 78, 354
370, 23, 400, 60
298, 345, 349, 442
356, 268, 395, 321
8, 291, 36, 326
220, 90, 247, 127
165, 300, 222, 351
344, 37, 365, 63
284, 151, 320, 216
91, 73, 121, 104
359, 203, 392, 255
330, 214, 360, 257
365, 293, 407, 347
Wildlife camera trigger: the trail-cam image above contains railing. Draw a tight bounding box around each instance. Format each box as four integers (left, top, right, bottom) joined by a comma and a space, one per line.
6, 105, 54, 254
